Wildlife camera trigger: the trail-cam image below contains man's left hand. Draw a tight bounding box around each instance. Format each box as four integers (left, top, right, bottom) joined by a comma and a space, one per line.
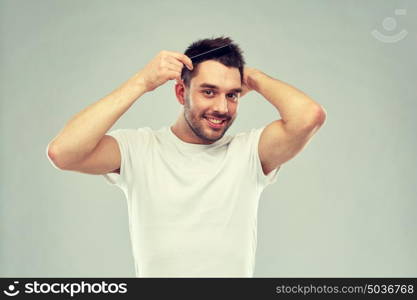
240, 67, 261, 98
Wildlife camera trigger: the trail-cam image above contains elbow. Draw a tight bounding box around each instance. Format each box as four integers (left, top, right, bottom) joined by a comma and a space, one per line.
314, 104, 327, 126
46, 143, 67, 170
305, 104, 327, 129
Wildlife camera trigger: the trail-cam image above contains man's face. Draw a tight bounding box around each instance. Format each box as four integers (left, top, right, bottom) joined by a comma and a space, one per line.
182, 60, 242, 143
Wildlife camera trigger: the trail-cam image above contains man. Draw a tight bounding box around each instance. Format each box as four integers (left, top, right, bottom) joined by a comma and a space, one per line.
47, 36, 326, 277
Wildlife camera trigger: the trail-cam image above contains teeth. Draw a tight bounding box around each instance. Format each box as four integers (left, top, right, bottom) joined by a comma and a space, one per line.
207, 118, 222, 124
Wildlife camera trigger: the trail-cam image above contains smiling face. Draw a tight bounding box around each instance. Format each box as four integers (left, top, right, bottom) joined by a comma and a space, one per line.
174, 60, 242, 144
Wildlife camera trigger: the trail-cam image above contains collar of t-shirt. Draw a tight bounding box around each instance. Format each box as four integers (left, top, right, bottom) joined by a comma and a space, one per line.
166, 126, 231, 153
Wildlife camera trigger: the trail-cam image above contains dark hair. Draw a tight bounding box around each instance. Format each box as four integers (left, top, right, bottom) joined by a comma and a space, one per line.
181, 36, 245, 87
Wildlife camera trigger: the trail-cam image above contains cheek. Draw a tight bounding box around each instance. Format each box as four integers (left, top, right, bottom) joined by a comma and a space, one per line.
229, 103, 238, 115
189, 94, 209, 114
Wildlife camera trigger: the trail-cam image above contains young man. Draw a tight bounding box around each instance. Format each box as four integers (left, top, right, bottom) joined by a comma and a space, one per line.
47, 37, 326, 277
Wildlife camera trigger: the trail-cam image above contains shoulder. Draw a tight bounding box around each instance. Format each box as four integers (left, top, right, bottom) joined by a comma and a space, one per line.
107, 126, 153, 138
106, 127, 156, 150
230, 127, 263, 144
223, 128, 264, 155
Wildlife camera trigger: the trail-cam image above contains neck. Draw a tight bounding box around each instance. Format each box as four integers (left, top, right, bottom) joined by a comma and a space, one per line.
171, 113, 214, 145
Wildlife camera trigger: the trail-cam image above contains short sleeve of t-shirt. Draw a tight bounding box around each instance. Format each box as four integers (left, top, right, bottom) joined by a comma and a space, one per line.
102, 128, 150, 189
248, 126, 281, 188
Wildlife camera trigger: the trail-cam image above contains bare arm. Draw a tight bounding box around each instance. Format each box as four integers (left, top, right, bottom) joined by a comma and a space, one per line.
47, 73, 147, 170
241, 68, 326, 175
47, 50, 193, 172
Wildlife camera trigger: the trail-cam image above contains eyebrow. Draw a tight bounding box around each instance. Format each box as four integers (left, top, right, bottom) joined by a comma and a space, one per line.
199, 83, 242, 93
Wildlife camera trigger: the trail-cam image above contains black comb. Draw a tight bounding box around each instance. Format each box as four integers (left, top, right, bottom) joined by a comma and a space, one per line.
189, 44, 233, 63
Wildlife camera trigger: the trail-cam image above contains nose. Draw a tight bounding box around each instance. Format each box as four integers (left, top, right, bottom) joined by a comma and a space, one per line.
211, 94, 229, 114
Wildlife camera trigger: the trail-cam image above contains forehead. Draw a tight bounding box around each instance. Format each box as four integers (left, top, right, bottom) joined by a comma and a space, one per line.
190, 60, 241, 89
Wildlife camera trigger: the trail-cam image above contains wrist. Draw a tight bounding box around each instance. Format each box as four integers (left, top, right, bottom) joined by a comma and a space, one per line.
246, 68, 262, 91
129, 71, 149, 94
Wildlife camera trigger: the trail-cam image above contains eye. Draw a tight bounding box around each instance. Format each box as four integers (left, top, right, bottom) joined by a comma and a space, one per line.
227, 93, 239, 101
203, 90, 214, 96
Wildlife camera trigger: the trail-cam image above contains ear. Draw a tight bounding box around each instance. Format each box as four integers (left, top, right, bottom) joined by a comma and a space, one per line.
174, 79, 186, 105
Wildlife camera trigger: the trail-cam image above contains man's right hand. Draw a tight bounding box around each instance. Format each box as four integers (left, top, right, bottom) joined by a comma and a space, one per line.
138, 50, 193, 92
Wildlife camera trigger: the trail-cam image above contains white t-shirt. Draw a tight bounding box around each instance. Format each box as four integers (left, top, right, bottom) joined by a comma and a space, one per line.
103, 126, 280, 277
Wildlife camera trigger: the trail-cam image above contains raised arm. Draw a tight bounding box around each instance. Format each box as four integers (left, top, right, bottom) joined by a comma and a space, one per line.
241, 68, 327, 175
46, 50, 193, 174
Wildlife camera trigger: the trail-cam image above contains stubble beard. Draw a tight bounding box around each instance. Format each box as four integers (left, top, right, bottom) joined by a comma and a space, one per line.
183, 93, 231, 144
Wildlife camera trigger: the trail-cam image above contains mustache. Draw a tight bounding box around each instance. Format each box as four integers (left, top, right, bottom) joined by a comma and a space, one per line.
204, 114, 230, 120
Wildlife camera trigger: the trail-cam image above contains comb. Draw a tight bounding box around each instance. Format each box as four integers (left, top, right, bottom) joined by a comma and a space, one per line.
189, 44, 233, 63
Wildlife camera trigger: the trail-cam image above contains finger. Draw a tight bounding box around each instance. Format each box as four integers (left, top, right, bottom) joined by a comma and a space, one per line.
166, 62, 183, 74
166, 57, 184, 69
166, 70, 182, 81
169, 51, 193, 70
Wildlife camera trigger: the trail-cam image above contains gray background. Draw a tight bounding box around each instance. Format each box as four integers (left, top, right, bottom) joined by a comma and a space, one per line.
1, 0, 416, 277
